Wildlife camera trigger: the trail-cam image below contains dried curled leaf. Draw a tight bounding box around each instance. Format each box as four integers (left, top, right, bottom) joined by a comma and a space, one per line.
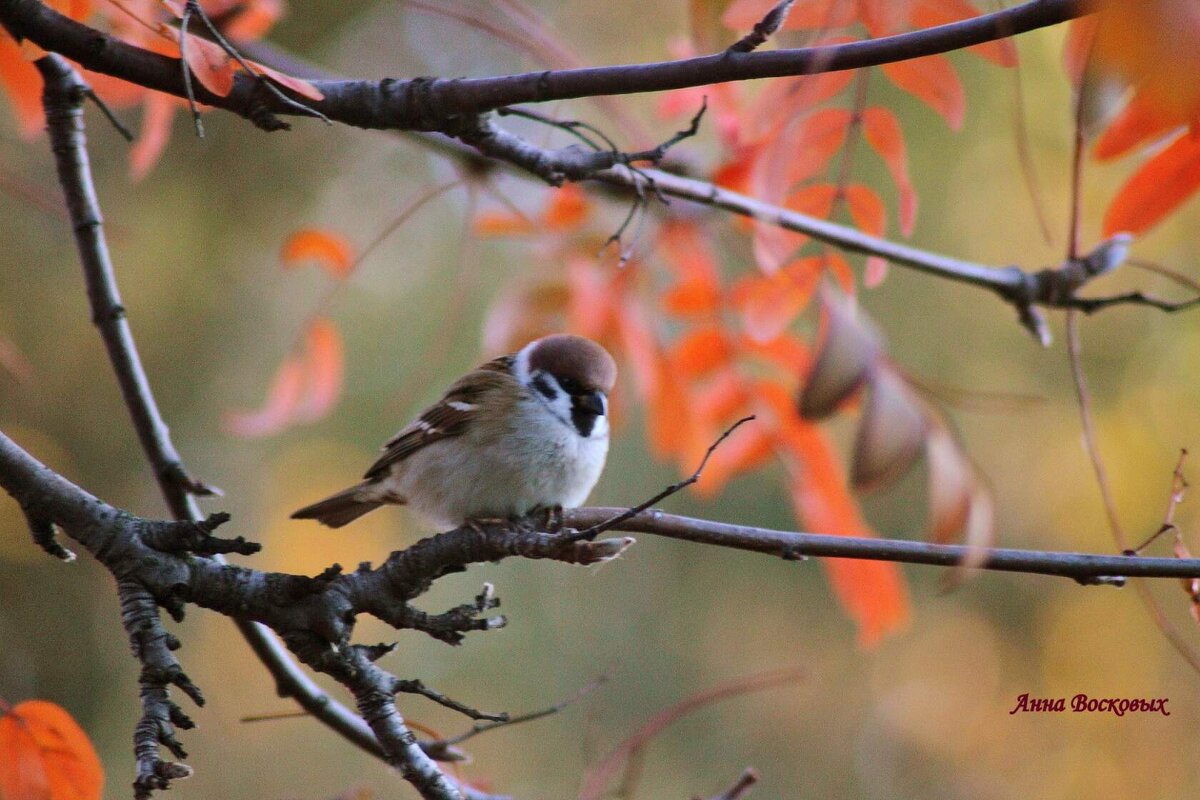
798, 288, 881, 419
851, 366, 928, 492
0, 700, 104, 800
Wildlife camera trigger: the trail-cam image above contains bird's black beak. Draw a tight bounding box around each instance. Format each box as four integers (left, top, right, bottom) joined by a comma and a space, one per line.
576, 390, 606, 417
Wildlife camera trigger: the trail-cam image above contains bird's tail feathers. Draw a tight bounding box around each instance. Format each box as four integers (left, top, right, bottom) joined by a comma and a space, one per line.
291, 483, 388, 528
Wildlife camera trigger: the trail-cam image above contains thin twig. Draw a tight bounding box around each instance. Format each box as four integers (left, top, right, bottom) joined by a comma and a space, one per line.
423, 674, 608, 758
568, 415, 755, 541
579, 669, 804, 800
82, 88, 133, 141
1129, 450, 1189, 554
177, 0, 203, 137
697, 769, 759, 800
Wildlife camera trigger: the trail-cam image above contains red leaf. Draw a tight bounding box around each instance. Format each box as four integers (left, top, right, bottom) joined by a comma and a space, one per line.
746, 71, 855, 144
224, 356, 305, 438
1103, 129, 1200, 236
129, 92, 179, 181
882, 54, 964, 130
669, 326, 732, 378
224, 318, 345, 437
861, 107, 917, 234
0, 700, 104, 800
160, 26, 236, 98
752, 183, 839, 274
564, 263, 612, 341
780, 108, 854, 186
0, 35, 44, 137
659, 220, 723, 316
543, 184, 590, 230
249, 59, 324, 102
280, 229, 356, 278
294, 318, 344, 423
732, 257, 821, 343
473, 210, 537, 237
1094, 91, 1183, 161
844, 184, 886, 236
863, 257, 889, 287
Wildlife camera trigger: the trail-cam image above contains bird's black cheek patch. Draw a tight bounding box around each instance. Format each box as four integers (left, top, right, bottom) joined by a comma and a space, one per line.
532, 373, 557, 400
571, 406, 598, 438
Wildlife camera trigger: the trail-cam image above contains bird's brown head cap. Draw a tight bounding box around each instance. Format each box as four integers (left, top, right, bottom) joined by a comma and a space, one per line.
525, 334, 617, 393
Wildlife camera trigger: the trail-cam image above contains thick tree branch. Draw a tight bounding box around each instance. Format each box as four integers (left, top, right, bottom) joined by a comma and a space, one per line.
22, 3, 1165, 342
32, 51, 408, 792
0, 430, 630, 800
0, 0, 1082, 129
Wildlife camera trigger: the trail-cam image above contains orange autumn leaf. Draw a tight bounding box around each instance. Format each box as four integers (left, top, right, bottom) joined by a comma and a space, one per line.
0, 700, 104, 800
0, 34, 43, 138
224, 356, 304, 438
861, 107, 917, 234
566, 256, 621, 339
722, 0, 856, 31
473, 210, 537, 237
882, 54, 964, 130
281, 229, 356, 278
691, 370, 750, 425
780, 108, 854, 186
752, 183, 839, 274
739, 331, 811, 374
758, 382, 910, 647
732, 257, 821, 343
1102, 129, 1200, 236
129, 91, 180, 181
669, 326, 732, 378
293, 318, 344, 422
746, 70, 856, 144
224, 317, 345, 437
543, 184, 590, 230
1093, 91, 1183, 161
659, 220, 723, 317
1084, 0, 1200, 120
206, 0, 283, 41
844, 184, 886, 236
158, 25, 237, 97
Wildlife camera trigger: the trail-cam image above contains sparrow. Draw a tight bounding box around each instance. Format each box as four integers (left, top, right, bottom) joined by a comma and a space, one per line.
291, 333, 617, 529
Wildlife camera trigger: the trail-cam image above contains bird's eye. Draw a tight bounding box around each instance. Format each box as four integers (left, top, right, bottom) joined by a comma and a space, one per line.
558, 376, 581, 394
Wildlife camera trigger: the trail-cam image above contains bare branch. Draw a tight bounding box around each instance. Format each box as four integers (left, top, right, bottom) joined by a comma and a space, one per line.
33, 50, 391, 788
561, 506, 1200, 582
1, 0, 1083, 130
421, 674, 609, 761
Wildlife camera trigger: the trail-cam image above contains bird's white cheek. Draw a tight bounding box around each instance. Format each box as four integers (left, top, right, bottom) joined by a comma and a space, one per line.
589, 413, 609, 440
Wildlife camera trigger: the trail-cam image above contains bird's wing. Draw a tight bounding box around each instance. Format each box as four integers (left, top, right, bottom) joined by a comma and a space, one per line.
363, 355, 515, 481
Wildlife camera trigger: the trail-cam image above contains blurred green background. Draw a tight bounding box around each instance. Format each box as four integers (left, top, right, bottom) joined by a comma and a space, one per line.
4, 3, 1200, 799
